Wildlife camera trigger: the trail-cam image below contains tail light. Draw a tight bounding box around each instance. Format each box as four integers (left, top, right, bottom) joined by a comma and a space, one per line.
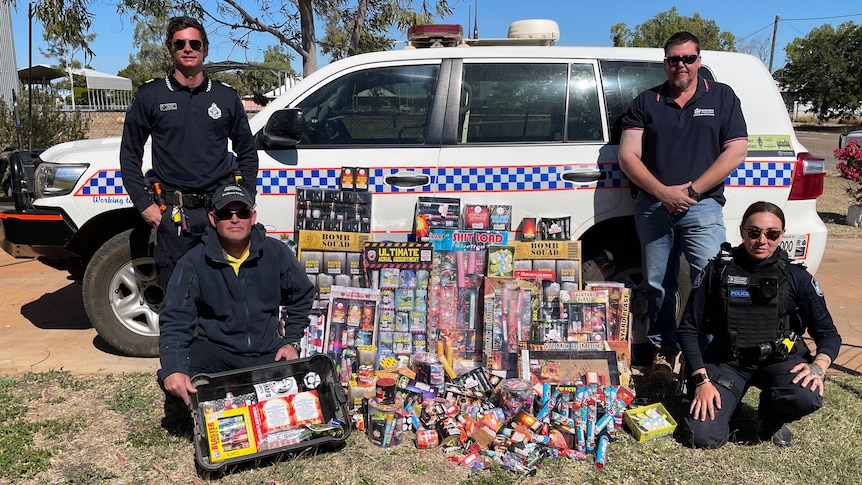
788, 152, 825, 200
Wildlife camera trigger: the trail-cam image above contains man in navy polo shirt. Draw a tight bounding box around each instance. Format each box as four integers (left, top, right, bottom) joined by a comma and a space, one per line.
618, 31, 748, 384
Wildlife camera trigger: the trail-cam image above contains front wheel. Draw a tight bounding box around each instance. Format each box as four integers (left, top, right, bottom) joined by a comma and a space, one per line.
82, 228, 163, 357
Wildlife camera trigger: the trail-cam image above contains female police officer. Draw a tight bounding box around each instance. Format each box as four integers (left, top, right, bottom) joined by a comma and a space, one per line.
678, 201, 841, 448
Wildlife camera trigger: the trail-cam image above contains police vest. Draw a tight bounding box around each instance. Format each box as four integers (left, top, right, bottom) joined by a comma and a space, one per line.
713, 244, 792, 350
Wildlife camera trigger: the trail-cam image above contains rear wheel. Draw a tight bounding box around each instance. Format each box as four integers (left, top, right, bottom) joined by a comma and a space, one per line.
582, 250, 690, 365
82, 228, 163, 357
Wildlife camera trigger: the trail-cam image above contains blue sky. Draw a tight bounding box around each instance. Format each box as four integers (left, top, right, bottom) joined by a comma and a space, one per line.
7, 1, 862, 76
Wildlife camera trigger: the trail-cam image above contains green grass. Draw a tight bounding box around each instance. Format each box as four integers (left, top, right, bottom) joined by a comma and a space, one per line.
0, 371, 860, 484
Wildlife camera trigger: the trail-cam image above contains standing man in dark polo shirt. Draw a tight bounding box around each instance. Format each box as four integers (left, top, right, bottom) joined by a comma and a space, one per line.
120, 15, 259, 290
618, 31, 748, 383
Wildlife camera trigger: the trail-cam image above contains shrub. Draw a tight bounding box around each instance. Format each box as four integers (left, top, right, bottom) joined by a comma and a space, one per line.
0, 87, 90, 150
835, 139, 862, 205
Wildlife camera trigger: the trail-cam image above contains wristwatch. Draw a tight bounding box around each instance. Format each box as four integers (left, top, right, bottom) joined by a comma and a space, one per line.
691, 372, 710, 386
287, 340, 302, 355
687, 186, 704, 202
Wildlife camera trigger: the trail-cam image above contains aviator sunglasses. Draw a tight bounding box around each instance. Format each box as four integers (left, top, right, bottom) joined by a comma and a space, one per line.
172, 39, 203, 51
664, 55, 699, 66
214, 208, 252, 221
743, 226, 783, 241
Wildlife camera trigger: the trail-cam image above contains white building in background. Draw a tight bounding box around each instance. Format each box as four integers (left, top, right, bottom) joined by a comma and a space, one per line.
0, 1, 20, 107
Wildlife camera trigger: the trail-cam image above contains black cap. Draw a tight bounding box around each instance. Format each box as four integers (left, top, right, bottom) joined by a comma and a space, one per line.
211, 185, 253, 210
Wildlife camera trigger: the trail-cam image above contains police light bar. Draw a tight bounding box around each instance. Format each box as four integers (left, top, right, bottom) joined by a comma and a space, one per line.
406, 24, 464, 48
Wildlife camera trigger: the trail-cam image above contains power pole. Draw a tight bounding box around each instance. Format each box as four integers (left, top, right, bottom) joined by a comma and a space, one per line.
769, 15, 779, 73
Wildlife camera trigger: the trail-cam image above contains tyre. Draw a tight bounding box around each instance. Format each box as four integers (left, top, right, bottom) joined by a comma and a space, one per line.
82, 228, 163, 357
582, 250, 691, 366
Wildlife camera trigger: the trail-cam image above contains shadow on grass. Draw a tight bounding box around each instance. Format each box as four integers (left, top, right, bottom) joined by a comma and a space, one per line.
632, 375, 765, 447
819, 211, 847, 225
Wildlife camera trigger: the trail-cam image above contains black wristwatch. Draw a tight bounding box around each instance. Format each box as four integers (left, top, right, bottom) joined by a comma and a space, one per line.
687, 186, 704, 202
691, 372, 710, 386
287, 340, 302, 355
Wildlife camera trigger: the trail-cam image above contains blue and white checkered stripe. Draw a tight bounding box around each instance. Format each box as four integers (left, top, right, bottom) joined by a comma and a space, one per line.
726, 162, 793, 187
74, 162, 795, 196
78, 170, 126, 195
259, 168, 342, 194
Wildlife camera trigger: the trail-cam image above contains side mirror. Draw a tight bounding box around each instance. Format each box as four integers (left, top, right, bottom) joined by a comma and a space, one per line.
261, 108, 304, 149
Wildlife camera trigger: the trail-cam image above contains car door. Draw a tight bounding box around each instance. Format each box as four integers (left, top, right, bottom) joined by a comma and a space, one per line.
438, 58, 618, 239
254, 60, 448, 240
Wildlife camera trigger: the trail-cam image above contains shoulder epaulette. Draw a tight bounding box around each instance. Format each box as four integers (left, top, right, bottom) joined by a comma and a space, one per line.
717, 242, 734, 266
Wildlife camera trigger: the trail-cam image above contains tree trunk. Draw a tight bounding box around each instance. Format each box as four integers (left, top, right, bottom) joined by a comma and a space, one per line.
348, 0, 369, 56
298, 0, 317, 76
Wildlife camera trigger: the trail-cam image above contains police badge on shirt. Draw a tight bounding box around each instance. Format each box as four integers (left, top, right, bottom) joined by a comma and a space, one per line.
208, 102, 222, 120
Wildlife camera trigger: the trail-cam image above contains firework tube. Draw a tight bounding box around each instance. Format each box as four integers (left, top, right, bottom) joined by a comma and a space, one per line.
576, 418, 586, 452
437, 352, 457, 379
457, 251, 467, 287
552, 411, 575, 428
594, 434, 609, 469
444, 339, 454, 368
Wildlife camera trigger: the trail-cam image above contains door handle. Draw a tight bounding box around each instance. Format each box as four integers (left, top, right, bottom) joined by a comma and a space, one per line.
385, 172, 430, 188
561, 168, 606, 184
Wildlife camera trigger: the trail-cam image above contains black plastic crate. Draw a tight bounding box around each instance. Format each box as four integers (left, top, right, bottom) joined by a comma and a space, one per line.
189, 354, 350, 472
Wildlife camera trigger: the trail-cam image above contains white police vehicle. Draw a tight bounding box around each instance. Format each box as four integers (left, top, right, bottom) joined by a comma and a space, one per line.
0, 20, 826, 356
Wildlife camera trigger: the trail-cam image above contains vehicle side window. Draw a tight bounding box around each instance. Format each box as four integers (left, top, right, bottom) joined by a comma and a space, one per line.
567, 64, 603, 142
600, 60, 715, 144
295, 65, 439, 145
459, 63, 568, 143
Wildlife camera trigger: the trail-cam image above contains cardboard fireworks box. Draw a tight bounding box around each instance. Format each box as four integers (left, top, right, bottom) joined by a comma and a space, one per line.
190, 355, 351, 472
624, 403, 678, 441
427, 229, 508, 373
362, 242, 435, 357
482, 276, 541, 375
295, 187, 372, 233
297, 229, 372, 321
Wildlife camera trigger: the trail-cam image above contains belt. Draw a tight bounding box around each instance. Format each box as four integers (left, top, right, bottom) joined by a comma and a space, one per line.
161, 191, 212, 209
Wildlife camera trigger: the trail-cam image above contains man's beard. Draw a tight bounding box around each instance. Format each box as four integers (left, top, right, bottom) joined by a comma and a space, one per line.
673, 77, 693, 90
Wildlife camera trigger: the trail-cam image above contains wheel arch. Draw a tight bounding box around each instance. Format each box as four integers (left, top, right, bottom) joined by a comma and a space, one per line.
578, 215, 641, 280
65, 207, 148, 280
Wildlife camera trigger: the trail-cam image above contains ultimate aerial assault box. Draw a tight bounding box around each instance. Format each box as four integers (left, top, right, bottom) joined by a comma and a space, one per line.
190, 354, 351, 472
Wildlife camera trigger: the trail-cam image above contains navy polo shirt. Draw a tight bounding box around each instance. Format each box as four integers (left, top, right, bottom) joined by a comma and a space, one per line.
120, 73, 259, 213
621, 77, 747, 202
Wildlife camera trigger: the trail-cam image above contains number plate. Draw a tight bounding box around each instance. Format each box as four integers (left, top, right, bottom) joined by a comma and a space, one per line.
780, 233, 809, 259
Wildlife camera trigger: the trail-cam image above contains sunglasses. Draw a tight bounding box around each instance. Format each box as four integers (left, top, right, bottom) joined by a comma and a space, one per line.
743, 226, 783, 241
172, 39, 203, 51
664, 55, 700, 66
214, 208, 252, 220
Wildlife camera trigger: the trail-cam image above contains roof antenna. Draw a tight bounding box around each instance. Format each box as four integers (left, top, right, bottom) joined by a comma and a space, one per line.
473, 0, 479, 39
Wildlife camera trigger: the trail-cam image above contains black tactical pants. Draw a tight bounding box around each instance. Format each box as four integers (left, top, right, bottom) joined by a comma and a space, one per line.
682, 353, 823, 448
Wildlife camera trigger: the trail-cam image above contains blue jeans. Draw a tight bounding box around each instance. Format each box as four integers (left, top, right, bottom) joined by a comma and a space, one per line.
634, 192, 725, 348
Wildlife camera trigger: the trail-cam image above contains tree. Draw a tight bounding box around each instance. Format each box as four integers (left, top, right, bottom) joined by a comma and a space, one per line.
208, 45, 297, 102
117, 13, 173, 89
737, 35, 771, 65
38, 30, 95, 106
319, 0, 451, 60
114, 0, 451, 76
26, 0, 451, 77
775, 22, 862, 121
610, 7, 735, 51
0, 87, 91, 149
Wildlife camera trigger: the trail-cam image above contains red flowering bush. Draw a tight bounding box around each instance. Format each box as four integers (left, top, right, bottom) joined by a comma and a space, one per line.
835, 139, 862, 204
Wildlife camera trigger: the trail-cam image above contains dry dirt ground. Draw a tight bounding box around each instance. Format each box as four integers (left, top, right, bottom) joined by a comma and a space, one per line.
0, 130, 854, 377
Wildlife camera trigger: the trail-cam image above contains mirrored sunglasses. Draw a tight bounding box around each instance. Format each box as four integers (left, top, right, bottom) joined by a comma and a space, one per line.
743, 226, 783, 241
